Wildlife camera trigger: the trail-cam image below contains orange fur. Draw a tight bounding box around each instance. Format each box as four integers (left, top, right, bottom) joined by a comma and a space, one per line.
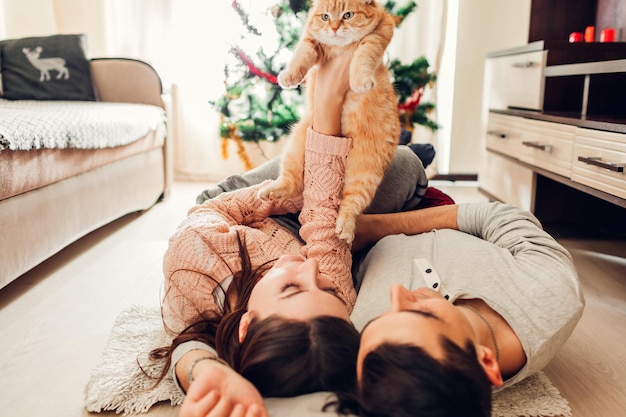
258, 0, 400, 243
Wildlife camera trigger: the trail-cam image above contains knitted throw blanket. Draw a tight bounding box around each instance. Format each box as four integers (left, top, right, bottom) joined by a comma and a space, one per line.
85, 305, 572, 417
0, 98, 165, 151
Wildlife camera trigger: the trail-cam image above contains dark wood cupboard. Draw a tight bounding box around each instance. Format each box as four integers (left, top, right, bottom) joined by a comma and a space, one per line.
529, 0, 625, 43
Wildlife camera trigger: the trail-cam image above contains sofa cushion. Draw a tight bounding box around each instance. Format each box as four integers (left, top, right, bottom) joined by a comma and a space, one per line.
0, 34, 96, 101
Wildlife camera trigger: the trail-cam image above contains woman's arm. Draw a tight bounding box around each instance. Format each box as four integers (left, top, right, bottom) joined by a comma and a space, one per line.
298, 52, 358, 309
195, 158, 281, 204
311, 53, 352, 135
189, 181, 302, 226
177, 349, 268, 417
299, 130, 355, 307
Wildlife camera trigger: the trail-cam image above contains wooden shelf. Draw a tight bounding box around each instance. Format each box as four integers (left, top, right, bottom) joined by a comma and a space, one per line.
488, 41, 626, 65
490, 109, 626, 134
544, 59, 626, 76
487, 147, 626, 209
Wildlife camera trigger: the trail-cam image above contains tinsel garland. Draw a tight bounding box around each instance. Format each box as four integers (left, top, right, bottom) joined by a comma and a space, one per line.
221, 116, 254, 171
234, 48, 278, 85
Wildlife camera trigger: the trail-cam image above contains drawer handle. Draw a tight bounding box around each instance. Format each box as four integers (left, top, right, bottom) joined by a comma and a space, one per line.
487, 130, 507, 138
522, 141, 552, 152
577, 156, 625, 173
511, 61, 539, 69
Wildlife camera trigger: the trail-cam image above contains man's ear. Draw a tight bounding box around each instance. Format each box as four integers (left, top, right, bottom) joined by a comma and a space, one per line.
238, 311, 254, 344
476, 345, 504, 387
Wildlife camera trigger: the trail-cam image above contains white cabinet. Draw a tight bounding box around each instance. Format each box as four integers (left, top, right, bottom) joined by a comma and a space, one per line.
484, 113, 524, 158
479, 150, 534, 211
519, 119, 576, 178
479, 43, 626, 211
572, 128, 626, 200
485, 50, 546, 111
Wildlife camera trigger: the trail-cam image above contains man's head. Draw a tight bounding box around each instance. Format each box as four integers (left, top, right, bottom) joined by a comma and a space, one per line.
352, 284, 502, 416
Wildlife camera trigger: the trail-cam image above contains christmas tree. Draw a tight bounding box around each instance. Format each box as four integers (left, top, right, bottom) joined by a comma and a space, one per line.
212, 0, 437, 169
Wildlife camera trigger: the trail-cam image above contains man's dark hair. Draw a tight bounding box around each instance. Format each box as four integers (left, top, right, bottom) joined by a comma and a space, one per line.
337, 335, 492, 417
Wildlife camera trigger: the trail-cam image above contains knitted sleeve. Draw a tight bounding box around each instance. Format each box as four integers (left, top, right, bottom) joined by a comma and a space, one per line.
298, 128, 356, 311
195, 158, 281, 204
188, 181, 303, 225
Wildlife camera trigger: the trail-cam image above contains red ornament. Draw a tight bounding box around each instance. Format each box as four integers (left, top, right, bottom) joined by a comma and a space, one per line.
398, 88, 423, 112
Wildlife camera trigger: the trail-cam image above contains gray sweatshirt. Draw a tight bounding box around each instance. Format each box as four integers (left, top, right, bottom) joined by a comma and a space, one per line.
350, 201, 585, 388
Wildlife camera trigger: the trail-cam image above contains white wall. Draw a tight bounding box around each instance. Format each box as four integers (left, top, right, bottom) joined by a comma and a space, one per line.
52, 0, 108, 56
0, 0, 107, 54
438, 0, 531, 174
1, 0, 57, 38
0, 0, 5, 38
382, 0, 532, 175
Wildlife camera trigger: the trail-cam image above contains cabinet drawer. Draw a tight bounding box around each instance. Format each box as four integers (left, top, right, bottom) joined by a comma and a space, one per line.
571, 129, 626, 199
520, 119, 576, 177
485, 113, 524, 159
479, 150, 534, 211
485, 50, 546, 111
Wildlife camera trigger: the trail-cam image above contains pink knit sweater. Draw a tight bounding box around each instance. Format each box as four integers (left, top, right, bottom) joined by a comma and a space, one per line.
162, 129, 355, 333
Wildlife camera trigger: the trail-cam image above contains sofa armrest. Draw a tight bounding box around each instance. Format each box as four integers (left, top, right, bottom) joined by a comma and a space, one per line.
90, 58, 165, 109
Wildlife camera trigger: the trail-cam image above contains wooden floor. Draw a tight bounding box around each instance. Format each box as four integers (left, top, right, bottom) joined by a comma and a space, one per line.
0, 180, 624, 417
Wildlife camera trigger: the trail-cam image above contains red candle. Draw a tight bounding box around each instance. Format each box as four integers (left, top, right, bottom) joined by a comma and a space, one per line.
584, 26, 595, 42
600, 28, 616, 42
569, 32, 584, 43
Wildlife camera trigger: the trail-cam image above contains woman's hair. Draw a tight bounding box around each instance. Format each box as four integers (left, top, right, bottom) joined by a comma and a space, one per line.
236, 315, 359, 397
335, 336, 492, 417
148, 232, 359, 397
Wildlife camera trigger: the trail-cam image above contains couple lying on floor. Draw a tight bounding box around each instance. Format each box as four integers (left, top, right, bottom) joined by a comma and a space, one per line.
149, 54, 584, 417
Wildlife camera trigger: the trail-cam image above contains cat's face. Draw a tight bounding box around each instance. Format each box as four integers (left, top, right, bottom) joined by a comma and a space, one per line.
308, 0, 382, 47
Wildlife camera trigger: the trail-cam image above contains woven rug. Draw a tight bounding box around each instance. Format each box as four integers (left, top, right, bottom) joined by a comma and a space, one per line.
84, 305, 572, 417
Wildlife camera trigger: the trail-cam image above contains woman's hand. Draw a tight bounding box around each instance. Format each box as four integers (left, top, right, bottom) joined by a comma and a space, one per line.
312, 52, 352, 136
179, 362, 268, 417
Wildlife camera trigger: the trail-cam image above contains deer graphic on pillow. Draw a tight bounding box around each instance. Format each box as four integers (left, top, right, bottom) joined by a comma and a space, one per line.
22, 46, 70, 82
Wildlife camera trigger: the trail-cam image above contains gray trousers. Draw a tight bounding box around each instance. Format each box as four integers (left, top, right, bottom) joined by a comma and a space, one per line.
196, 145, 428, 239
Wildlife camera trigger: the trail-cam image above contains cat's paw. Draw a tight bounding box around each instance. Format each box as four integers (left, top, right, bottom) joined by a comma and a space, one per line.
350, 73, 376, 94
257, 181, 297, 201
257, 183, 281, 201
278, 69, 306, 89
335, 214, 356, 244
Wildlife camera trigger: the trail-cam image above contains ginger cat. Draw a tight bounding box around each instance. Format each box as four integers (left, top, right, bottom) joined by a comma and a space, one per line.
258, 0, 400, 244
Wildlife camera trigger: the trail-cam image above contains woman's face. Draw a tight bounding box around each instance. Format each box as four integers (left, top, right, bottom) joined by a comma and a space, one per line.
357, 284, 477, 379
246, 254, 351, 322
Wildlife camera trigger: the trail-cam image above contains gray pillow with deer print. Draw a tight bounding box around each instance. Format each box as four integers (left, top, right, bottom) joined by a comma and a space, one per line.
0, 34, 96, 101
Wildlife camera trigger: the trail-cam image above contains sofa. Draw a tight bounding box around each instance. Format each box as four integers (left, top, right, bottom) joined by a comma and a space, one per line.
0, 54, 173, 289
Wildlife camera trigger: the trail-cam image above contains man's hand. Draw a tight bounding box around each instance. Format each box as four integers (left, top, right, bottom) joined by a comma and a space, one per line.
179, 362, 269, 417
351, 205, 460, 252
